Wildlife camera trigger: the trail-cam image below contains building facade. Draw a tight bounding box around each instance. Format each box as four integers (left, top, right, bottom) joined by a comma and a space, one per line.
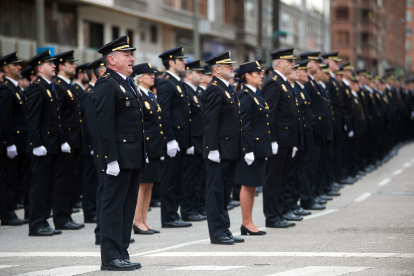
406, 0, 414, 73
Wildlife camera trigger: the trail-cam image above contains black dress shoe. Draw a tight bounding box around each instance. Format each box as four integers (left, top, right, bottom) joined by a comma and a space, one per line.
302, 203, 326, 210
227, 204, 234, 210
149, 200, 161, 207
123, 259, 141, 269
130, 238, 135, 243
283, 211, 303, 221
29, 227, 54, 236
46, 226, 62, 235
101, 259, 134, 271
84, 217, 97, 223
74, 201, 82, 209
333, 183, 345, 189
72, 208, 80, 213
331, 186, 340, 191
266, 220, 294, 228
292, 207, 311, 216
228, 234, 244, 243
315, 197, 327, 204
198, 210, 207, 216
149, 228, 160, 234
148, 207, 152, 212
240, 225, 266, 235
182, 214, 205, 222
1, 218, 24, 226
229, 200, 240, 207
338, 176, 356, 185
95, 240, 100, 245
211, 236, 234, 245
22, 219, 29, 224
56, 221, 85, 230
320, 194, 333, 201
162, 219, 192, 228
327, 191, 341, 196
133, 225, 153, 234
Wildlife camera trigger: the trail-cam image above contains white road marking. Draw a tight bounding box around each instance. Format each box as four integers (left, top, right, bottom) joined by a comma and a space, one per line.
403, 162, 412, 168
13, 266, 100, 276
266, 266, 370, 276
0, 252, 100, 258
393, 169, 403, 175
130, 239, 210, 257
302, 209, 338, 220
144, 252, 414, 258
0, 265, 18, 269
378, 178, 391, 186
354, 193, 372, 203
168, 266, 246, 271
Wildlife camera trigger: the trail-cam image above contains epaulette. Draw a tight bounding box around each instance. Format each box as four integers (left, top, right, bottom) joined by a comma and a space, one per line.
102, 73, 110, 78
75, 84, 80, 89
164, 74, 170, 80
4, 80, 8, 85
272, 75, 277, 81
212, 80, 217, 86
244, 89, 249, 93
86, 87, 92, 93
35, 78, 41, 84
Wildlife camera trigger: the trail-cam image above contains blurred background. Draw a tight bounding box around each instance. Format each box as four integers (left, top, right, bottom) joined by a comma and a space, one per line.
0, 0, 409, 76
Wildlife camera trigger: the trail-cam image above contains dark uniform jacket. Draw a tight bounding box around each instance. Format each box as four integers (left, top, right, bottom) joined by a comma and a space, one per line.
73, 82, 85, 98
157, 72, 191, 149
0, 78, 28, 154
236, 85, 272, 159
262, 70, 298, 148
326, 75, 344, 134
305, 76, 334, 138
53, 76, 82, 149
183, 82, 204, 155
341, 81, 355, 132
25, 76, 62, 155
80, 85, 94, 155
92, 68, 145, 170
197, 86, 206, 97
294, 82, 316, 150
351, 92, 364, 137
202, 76, 241, 160
138, 88, 164, 159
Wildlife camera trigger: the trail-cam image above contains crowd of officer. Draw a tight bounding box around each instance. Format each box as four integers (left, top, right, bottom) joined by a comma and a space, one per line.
1, 35, 414, 270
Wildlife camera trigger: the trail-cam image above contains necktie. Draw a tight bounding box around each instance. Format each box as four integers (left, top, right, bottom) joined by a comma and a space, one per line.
69, 82, 74, 88
228, 84, 234, 93
50, 83, 54, 91
293, 88, 298, 95
126, 78, 136, 95
148, 91, 153, 100
256, 90, 260, 96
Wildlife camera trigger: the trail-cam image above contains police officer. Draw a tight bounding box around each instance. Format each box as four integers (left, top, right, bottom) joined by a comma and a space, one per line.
20, 66, 36, 90
203, 50, 244, 244
93, 36, 144, 271
157, 47, 192, 228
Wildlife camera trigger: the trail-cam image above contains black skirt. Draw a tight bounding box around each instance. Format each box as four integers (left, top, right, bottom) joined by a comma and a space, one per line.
139, 157, 162, 183
235, 157, 266, 187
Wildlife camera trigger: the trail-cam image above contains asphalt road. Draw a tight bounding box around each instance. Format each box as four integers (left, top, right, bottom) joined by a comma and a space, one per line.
1, 143, 414, 276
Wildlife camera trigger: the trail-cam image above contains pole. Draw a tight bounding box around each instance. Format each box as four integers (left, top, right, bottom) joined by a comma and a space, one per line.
36, 0, 45, 48
193, 0, 200, 59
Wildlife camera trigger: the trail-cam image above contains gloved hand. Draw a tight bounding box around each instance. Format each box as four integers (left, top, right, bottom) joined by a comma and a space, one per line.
166, 139, 180, 158
411, 111, 414, 120
90, 150, 94, 156
244, 152, 255, 165
186, 146, 195, 155
271, 141, 278, 155
348, 130, 354, 138
292, 147, 297, 158
344, 125, 347, 131
7, 144, 18, 159
208, 150, 220, 163
33, 146, 47, 156
61, 142, 71, 153
106, 160, 120, 176
160, 156, 164, 161
146, 156, 149, 163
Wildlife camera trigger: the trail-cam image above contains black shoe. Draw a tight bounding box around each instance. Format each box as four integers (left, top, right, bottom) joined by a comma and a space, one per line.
331, 186, 340, 191
327, 191, 341, 196
162, 219, 192, 228
84, 217, 97, 223
211, 236, 234, 245
133, 225, 153, 234
101, 259, 134, 271
46, 226, 62, 235
227, 204, 234, 210
266, 220, 294, 228
149, 200, 161, 207
198, 210, 207, 216
16, 204, 24, 210
148, 228, 160, 234
338, 176, 357, 185
29, 227, 54, 236
320, 194, 333, 201
240, 225, 266, 235
74, 201, 82, 209
283, 211, 303, 221
333, 183, 345, 189
292, 207, 311, 216
130, 238, 135, 243
123, 259, 141, 269
1, 218, 24, 226
228, 234, 244, 243
72, 208, 80, 213
229, 200, 240, 207
56, 221, 85, 230
182, 214, 206, 222
95, 240, 100, 245
22, 219, 29, 224
315, 197, 327, 204
302, 203, 326, 210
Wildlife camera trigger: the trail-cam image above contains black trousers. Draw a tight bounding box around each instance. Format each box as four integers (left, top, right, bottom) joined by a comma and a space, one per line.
263, 147, 292, 225
72, 154, 84, 208
100, 169, 140, 262
205, 159, 236, 241
284, 150, 305, 213
94, 167, 104, 241
82, 154, 98, 221
28, 154, 58, 232
299, 143, 320, 208
196, 159, 206, 214
0, 154, 23, 221
160, 150, 186, 223
315, 140, 332, 197
53, 149, 81, 227
332, 132, 346, 182
181, 153, 203, 218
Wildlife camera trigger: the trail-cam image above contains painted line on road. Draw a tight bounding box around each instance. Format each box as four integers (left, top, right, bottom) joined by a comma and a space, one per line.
266, 266, 370, 276
403, 162, 412, 168
0, 252, 100, 258
393, 169, 403, 175
378, 178, 391, 186
144, 252, 414, 258
354, 193, 372, 203
168, 266, 246, 271
13, 266, 100, 276
0, 265, 18, 269
302, 209, 338, 220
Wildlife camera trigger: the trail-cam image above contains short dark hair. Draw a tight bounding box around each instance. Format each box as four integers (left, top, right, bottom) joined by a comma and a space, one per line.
94, 66, 105, 79
86, 69, 93, 81
33, 64, 41, 76
162, 60, 170, 70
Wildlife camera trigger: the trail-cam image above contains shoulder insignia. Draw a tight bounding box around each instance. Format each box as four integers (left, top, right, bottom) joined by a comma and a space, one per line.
193, 95, 198, 103
212, 80, 217, 86
4, 81, 8, 85
300, 92, 305, 100
164, 75, 170, 80
87, 87, 91, 93
244, 89, 249, 93
272, 75, 277, 81
176, 85, 182, 93
67, 90, 73, 98
15, 92, 21, 100
225, 91, 231, 98
35, 78, 41, 84
102, 73, 110, 78
57, 79, 61, 84
254, 97, 260, 105
281, 84, 287, 92
120, 85, 126, 93
144, 101, 151, 110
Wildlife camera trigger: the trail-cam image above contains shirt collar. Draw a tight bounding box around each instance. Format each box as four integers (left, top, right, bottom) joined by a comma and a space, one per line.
329, 71, 335, 78
116, 72, 127, 80
138, 85, 149, 96
351, 90, 358, 97
363, 84, 373, 93
166, 71, 181, 81
309, 74, 315, 81
74, 80, 85, 90
289, 82, 295, 88
199, 85, 206, 90
342, 78, 350, 86
41, 76, 51, 85
216, 76, 230, 87
89, 82, 94, 87
318, 81, 326, 89
386, 84, 391, 90
5, 77, 18, 87
274, 69, 287, 82
184, 81, 197, 92
244, 84, 257, 92
295, 81, 304, 89
58, 75, 71, 85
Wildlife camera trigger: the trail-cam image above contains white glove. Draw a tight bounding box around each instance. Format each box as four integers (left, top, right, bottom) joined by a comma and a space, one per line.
344, 125, 347, 131
160, 156, 164, 161
166, 139, 180, 158
33, 146, 47, 156
208, 150, 220, 163
146, 156, 149, 163
7, 144, 18, 159
292, 147, 297, 158
186, 146, 195, 155
90, 150, 94, 156
265, 157, 268, 161
244, 152, 255, 166
411, 111, 414, 120
106, 160, 120, 176
271, 141, 278, 155
348, 130, 354, 138
61, 142, 71, 153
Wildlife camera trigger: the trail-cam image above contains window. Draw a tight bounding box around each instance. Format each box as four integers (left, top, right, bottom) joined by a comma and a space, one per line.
408, 0, 413, 7
406, 55, 412, 68
361, 33, 369, 45
164, 0, 208, 17
112, 26, 119, 40
337, 31, 350, 45
407, 26, 413, 36
361, 9, 370, 23
407, 11, 412, 22
336, 7, 349, 20
83, 21, 103, 49
127, 30, 134, 48
150, 25, 158, 44
281, 0, 301, 7
223, 0, 240, 26
406, 41, 412, 52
